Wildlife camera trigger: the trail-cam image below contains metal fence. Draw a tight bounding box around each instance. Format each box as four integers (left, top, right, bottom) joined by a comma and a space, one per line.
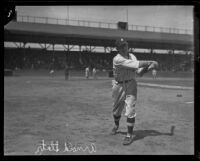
17, 15, 193, 35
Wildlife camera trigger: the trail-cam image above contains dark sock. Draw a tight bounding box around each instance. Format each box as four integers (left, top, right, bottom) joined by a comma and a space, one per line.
127, 126, 134, 135
113, 115, 121, 127
127, 117, 135, 124
127, 117, 135, 135
115, 120, 119, 127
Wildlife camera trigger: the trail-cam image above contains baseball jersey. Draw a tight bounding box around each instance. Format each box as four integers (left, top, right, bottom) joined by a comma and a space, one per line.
113, 53, 139, 82
152, 69, 157, 74
85, 67, 89, 73
92, 68, 96, 73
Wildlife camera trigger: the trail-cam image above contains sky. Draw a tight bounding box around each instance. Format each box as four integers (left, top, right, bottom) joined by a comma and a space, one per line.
16, 6, 193, 30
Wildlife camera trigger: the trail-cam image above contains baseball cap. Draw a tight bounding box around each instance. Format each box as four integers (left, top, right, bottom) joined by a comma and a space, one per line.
115, 38, 128, 49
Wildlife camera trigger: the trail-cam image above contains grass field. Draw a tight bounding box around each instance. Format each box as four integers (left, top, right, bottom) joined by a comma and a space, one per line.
4, 70, 194, 155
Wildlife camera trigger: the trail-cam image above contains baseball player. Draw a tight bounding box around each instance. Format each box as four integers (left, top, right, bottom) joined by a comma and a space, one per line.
85, 67, 90, 79
152, 69, 157, 79
111, 38, 158, 145
49, 69, 54, 77
92, 67, 97, 79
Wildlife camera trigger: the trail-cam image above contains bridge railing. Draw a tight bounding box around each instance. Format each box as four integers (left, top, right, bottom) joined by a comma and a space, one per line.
17, 15, 193, 35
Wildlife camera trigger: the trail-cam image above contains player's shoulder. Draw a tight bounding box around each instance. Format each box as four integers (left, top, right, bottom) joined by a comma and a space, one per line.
113, 54, 125, 63
129, 53, 137, 61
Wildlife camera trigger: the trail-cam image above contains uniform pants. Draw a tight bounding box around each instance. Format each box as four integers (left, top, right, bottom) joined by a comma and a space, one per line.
112, 79, 137, 118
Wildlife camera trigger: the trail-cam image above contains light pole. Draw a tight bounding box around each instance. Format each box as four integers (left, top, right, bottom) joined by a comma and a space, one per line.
67, 6, 69, 24
126, 7, 128, 23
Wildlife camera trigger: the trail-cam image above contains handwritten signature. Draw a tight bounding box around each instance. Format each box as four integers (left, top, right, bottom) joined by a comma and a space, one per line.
35, 140, 96, 155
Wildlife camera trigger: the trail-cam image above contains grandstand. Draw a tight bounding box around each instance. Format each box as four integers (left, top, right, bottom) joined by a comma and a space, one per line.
4, 14, 194, 75
4, 47, 193, 72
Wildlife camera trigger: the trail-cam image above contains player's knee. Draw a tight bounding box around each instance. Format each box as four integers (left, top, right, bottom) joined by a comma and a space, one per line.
127, 111, 136, 119
125, 105, 136, 118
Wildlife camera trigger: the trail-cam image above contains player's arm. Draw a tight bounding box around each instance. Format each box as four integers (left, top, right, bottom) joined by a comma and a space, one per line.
136, 61, 159, 77
139, 61, 158, 69
114, 58, 158, 71
136, 67, 148, 77
114, 58, 140, 69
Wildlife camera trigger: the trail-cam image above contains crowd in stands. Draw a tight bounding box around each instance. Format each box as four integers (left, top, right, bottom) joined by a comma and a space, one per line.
4, 48, 193, 72
133, 52, 193, 72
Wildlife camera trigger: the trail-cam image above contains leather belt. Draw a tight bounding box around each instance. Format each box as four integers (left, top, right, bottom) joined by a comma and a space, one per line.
117, 79, 132, 84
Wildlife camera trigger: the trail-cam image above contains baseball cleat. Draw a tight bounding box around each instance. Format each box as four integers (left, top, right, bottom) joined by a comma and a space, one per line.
123, 134, 134, 145
110, 126, 119, 135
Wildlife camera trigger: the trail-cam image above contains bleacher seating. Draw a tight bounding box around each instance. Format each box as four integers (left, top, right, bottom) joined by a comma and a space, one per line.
4, 48, 193, 72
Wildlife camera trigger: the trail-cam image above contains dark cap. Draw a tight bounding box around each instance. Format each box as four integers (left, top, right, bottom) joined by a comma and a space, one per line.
115, 38, 128, 49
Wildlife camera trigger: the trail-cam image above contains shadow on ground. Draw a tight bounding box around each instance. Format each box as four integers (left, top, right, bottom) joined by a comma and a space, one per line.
116, 126, 175, 145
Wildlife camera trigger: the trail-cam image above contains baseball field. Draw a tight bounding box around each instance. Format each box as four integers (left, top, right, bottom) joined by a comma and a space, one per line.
4, 70, 194, 155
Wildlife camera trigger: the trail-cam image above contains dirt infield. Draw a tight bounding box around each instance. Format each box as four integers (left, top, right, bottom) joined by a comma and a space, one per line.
4, 73, 194, 155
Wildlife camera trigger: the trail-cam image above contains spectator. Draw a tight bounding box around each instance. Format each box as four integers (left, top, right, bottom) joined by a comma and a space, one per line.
92, 67, 97, 79
85, 66, 90, 79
